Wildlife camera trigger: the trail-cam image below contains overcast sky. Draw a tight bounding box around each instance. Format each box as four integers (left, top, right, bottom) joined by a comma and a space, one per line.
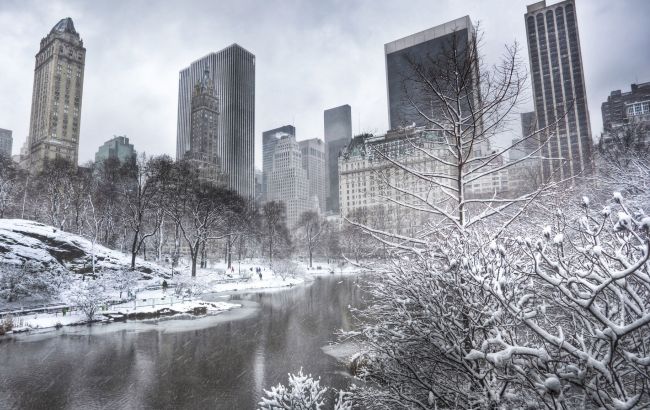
0, 0, 648, 168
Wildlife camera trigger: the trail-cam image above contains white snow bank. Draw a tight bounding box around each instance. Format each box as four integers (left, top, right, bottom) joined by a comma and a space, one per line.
0, 219, 169, 278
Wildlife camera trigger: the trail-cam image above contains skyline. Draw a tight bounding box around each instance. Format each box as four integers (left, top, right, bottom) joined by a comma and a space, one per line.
0, 0, 648, 168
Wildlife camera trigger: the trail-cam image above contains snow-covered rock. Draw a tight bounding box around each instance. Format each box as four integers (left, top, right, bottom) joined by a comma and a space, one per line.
0, 219, 168, 278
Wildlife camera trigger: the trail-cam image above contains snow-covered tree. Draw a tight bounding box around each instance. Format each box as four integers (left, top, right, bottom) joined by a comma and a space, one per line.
64, 279, 107, 321
343, 25, 596, 409
112, 269, 138, 300
262, 201, 292, 265
295, 211, 324, 268
0, 262, 59, 302
464, 193, 650, 409
271, 259, 303, 281
120, 153, 166, 269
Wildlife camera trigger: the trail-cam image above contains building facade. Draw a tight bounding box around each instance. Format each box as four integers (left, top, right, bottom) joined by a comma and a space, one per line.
338, 128, 455, 235
601, 82, 650, 139
262, 125, 295, 202
339, 127, 511, 233
185, 69, 222, 184
177, 44, 255, 197
25, 17, 86, 172
525, 0, 593, 180
385, 16, 474, 130
0, 129, 12, 157
324, 105, 352, 213
267, 135, 311, 227
299, 138, 328, 212
94, 136, 136, 164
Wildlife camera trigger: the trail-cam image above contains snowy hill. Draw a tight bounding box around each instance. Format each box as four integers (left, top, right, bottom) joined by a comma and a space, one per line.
0, 219, 169, 278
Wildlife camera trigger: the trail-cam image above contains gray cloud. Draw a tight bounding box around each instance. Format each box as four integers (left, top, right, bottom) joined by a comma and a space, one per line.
0, 0, 648, 167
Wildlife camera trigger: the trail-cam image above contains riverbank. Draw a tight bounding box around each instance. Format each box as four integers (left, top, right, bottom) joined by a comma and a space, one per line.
0, 261, 362, 336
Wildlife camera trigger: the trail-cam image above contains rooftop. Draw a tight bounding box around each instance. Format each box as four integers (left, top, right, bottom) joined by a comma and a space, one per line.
384, 15, 472, 55
50, 17, 77, 35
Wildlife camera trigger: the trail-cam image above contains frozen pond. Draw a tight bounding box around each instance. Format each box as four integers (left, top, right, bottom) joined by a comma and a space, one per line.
0, 274, 365, 409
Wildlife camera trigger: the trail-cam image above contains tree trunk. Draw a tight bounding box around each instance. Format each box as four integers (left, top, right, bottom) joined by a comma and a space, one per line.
227, 237, 232, 269
191, 249, 197, 277
130, 230, 139, 269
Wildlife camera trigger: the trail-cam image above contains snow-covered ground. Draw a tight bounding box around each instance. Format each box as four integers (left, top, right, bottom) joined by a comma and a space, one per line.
9, 299, 239, 331
0, 219, 363, 336
1, 253, 361, 335
0, 219, 169, 278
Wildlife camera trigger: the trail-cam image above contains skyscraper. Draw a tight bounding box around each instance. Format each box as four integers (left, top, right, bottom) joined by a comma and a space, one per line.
525, 0, 593, 180
299, 138, 328, 212
95, 136, 136, 164
185, 69, 222, 184
262, 125, 295, 202
385, 16, 474, 130
0, 129, 12, 158
177, 44, 255, 197
267, 134, 310, 227
26, 17, 86, 172
324, 105, 352, 213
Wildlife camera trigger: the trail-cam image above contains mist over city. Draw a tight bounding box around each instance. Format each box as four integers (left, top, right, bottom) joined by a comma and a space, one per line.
0, 1, 649, 409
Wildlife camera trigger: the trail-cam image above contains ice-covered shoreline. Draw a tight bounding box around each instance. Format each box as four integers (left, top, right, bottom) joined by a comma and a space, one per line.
0, 260, 361, 336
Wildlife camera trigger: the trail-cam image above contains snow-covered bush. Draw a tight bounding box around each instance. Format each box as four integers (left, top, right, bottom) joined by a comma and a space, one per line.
272, 260, 303, 281
0, 262, 59, 302
350, 191, 650, 409
64, 279, 107, 321
466, 193, 650, 409
173, 278, 206, 299
258, 369, 351, 410
111, 269, 138, 300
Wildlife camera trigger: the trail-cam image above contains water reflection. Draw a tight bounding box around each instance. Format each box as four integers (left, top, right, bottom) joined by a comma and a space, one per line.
0, 274, 363, 409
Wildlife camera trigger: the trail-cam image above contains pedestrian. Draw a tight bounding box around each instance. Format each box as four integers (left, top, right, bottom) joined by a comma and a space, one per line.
258, 267, 262, 281
162, 280, 168, 293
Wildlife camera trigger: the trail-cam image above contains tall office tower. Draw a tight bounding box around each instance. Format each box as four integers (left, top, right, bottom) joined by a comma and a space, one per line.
185, 69, 222, 184
0, 129, 12, 157
267, 135, 310, 227
177, 44, 255, 197
299, 138, 328, 212
525, 0, 593, 180
324, 105, 352, 213
25, 17, 86, 172
262, 125, 295, 202
385, 16, 474, 130
95, 135, 136, 164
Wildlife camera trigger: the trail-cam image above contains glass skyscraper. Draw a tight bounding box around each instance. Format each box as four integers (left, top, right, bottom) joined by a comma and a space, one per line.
525, 0, 592, 180
384, 16, 474, 130
177, 44, 255, 197
324, 104, 352, 213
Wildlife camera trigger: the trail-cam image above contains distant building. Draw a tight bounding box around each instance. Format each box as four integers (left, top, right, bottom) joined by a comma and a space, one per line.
525, 0, 593, 180
601, 82, 650, 141
267, 134, 311, 227
95, 136, 136, 164
262, 125, 295, 202
0, 129, 12, 157
324, 105, 352, 213
339, 127, 509, 234
254, 169, 263, 203
185, 69, 223, 184
177, 44, 255, 197
25, 17, 86, 172
299, 138, 328, 212
384, 16, 475, 129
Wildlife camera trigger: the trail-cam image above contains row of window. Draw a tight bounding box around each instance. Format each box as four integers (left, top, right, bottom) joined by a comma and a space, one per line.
626, 101, 650, 116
